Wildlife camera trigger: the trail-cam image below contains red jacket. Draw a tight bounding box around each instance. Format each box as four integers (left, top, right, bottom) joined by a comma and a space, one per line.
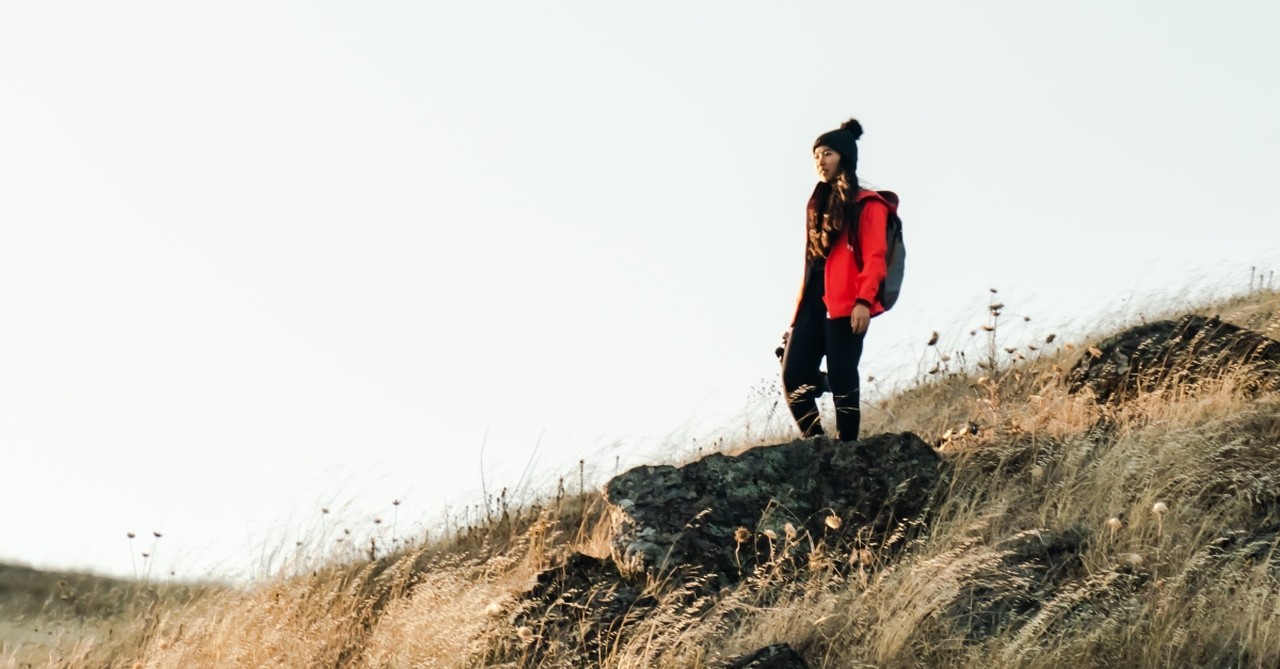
794, 187, 895, 323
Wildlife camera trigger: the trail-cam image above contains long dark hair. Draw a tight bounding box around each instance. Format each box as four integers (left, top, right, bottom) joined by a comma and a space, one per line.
806, 160, 863, 260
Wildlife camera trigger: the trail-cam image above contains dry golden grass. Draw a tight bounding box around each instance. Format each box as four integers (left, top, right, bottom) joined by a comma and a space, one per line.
4, 288, 1279, 668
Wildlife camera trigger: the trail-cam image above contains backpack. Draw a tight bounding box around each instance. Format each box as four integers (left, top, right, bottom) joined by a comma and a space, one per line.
851, 190, 906, 311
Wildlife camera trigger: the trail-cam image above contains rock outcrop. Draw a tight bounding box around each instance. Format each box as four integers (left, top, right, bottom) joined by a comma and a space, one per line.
943, 526, 1093, 642
507, 552, 652, 667
724, 643, 811, 668
604, 432, 946, 582
1067, 314, 1280, 403
504, 432, 944, 667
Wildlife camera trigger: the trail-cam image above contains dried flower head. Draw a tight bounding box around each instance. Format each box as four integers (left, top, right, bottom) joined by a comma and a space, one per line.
484, 601, 504, 618
763, 529, 778, 541
516, 626, 537, 644
927, 331, 939, 346
824, 514, 842, 530
734, 526, 751, 544
784, 523, 797, 540
1152, 501, 1169, 515
1107, 517, 1123, 531
1120, 552, 1144, 566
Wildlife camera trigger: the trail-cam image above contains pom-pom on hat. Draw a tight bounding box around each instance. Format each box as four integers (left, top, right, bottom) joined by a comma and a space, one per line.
813, 118, 864, 172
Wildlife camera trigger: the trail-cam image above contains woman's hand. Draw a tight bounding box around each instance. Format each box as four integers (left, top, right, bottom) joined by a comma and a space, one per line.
851, 303, 871, 334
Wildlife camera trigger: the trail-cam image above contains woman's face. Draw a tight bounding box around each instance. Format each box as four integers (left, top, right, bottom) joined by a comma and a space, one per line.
814, 145, 841, 183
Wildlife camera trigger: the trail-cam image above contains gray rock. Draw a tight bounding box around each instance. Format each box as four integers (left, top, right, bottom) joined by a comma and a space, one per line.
724, 643, 810, 668
605, 432, 945, 581
507, 552, 652, 668
499, 432, 945, 666
944, 526, 1091, 642
1067, 314, 1280, 403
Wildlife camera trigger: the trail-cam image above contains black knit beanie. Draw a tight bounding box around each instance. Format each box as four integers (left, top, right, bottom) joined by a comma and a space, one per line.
813, 118, 864, 172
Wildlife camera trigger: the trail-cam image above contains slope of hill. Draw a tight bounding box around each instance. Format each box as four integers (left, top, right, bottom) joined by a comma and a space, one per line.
0, 562, 208, 667
4, 288, 1279, 669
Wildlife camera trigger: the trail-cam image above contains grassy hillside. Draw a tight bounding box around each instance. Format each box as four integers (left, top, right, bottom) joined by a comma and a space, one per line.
4, 288, 1279, 668
0, 563, 206, 668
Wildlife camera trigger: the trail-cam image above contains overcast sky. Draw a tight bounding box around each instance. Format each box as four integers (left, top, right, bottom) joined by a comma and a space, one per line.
2, 1, 1277, 580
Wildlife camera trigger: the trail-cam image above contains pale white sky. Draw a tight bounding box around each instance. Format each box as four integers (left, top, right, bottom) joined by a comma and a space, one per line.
2, 2, 1277, 580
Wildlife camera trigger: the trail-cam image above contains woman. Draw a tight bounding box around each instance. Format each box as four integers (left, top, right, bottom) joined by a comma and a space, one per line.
780, 118, 896, 442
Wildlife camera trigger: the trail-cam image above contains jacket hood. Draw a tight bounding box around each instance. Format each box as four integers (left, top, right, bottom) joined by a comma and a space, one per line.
855, 188, 899, 213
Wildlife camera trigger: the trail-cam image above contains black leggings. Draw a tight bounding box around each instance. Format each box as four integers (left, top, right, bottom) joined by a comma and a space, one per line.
781, 270, 864, 441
